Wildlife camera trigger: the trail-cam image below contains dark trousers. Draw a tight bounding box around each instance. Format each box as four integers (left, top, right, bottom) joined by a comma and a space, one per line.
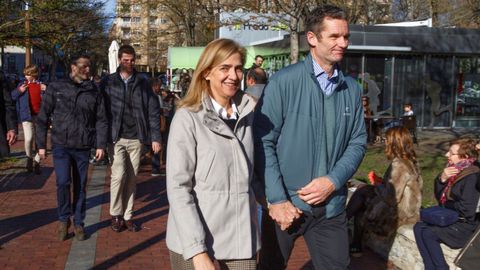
152, 152, 160, 172
52, 145, 90, 226
259, 207, 349, 270
413, 222, 449, 270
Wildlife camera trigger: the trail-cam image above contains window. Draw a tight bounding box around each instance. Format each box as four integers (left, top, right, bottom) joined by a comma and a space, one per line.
454, 57, 480, 127
159, 18, 167, 24
122, 17, 131, 23
137, 54, 142, 60
132, 4, 141, 12
132, 17, 141, 23
149, 40, 157, 47
122, 28, 131, 38
132, 42, 141, 47
132, 29, 141, 36
149, 16, 157, 24
149, 29, 157, 35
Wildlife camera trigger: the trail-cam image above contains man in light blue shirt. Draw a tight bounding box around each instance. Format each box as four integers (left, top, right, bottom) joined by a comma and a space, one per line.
255, 5, 366, 270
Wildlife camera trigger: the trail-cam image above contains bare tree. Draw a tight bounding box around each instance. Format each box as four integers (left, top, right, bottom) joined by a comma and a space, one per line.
449, 0, 480, 28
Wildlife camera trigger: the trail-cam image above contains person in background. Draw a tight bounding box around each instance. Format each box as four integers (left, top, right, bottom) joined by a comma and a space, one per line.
166, 38, 260, 270
414, 138, 480, 270
403, 102, 414, 116
254, 5, 367, 269
0, 70, 17, 158
253, 55, 264, 69
11, 65, 46, 174
36, 53, 107, 241
100, 45, 161, 233
151, 78, 166, 176
346, 126, 423, 256
245, 67, 268, 100
362, 96, 373, 143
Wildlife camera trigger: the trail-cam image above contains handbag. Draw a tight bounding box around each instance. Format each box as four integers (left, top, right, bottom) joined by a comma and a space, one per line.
420, 206, 459, 227
455, 224, 480, 269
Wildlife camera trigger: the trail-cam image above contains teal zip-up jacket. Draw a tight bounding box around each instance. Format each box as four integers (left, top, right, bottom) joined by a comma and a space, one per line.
253, 53, 367, 218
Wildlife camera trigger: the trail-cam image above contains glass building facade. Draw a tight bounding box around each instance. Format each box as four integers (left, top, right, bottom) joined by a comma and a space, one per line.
260, 25, 480, 128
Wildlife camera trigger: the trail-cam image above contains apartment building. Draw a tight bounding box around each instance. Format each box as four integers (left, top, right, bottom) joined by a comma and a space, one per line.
110, 0, 177, 73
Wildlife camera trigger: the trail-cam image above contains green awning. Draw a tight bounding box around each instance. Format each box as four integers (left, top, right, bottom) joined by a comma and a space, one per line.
167, 45, 290, 70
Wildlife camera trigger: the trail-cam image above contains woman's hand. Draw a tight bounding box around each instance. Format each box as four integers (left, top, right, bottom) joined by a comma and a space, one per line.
192, 252, 215, 270
440, 167, 459, 183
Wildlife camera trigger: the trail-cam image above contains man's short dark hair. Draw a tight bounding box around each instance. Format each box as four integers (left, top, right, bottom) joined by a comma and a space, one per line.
118, 44, 136, 59
306, 5, 347, 37
247, 67, 267, 84
70, 53, 90, 66
255, 55, 264, 60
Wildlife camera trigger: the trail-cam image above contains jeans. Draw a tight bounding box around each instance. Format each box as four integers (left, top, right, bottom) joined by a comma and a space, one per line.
413, 222, 449, 270
52, 145, 90, 226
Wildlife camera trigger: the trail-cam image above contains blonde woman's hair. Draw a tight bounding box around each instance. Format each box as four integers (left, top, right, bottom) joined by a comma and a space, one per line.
177, 38, 246, 110
23, 64, 39, 79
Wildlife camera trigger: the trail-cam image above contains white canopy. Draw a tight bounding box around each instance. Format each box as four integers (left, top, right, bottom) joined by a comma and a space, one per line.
108, 40, 119, 74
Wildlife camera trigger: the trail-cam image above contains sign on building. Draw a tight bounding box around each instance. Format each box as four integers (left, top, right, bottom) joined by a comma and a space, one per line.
219, 12, 289, 46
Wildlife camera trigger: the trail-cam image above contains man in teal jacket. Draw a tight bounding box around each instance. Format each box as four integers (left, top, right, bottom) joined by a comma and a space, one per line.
254, 5, 367, 270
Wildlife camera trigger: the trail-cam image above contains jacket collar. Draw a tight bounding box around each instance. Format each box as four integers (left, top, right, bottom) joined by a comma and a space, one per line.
201, 90, 255, 137
303, 53, 346, 90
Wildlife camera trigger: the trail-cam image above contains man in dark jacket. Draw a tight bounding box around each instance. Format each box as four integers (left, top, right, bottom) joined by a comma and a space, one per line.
100, 45, 161, 233
36, 53, 108, 241
0, 71, 17, 158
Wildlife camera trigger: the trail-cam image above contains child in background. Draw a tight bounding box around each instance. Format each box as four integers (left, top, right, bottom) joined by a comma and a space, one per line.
403, 102, 414, 116
11, 65, 46, 174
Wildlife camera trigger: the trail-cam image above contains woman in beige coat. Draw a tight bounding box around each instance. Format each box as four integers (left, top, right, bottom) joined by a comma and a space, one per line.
166, 38, 260, 270
346, 126, 423, 256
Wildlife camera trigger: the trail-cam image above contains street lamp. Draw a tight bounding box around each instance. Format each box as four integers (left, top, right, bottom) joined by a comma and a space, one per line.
25, 1, 31, 67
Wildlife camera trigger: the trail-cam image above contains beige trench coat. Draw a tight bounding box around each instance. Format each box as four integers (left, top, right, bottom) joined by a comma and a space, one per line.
166, 91, 260, 260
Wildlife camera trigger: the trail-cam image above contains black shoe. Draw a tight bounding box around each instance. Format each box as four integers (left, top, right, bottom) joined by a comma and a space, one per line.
33, 161, 41, 174
111, 216, 124, 232
26, 158, 33, 172
350, 245, 363, 257
124, 219, 139, 232
151, 170, 161, 176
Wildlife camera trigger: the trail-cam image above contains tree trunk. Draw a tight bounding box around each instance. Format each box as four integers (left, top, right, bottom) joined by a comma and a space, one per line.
1, 46, 4, 71
289, 17, 299, 64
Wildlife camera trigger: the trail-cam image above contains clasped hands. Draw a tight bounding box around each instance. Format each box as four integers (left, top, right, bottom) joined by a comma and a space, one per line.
268, 176, 335, 231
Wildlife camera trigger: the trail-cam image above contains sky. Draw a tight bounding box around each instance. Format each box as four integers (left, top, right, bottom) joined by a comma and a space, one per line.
103, 0, 116, 27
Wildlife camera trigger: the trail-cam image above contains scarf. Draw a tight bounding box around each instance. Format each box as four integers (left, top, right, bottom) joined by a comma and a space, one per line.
439, 158, 476, 205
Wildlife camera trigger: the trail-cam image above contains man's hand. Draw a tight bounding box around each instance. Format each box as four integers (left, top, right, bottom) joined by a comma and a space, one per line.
268, 201, 302, 231
95, 149, 105, 161
152, 141, 161, 154
6, 130, 16, 145
38, 149, 46, 160
192, 252, 215, 270
40, 83, 47, 91
440, 167, 459, 183
297, 176, 336, 205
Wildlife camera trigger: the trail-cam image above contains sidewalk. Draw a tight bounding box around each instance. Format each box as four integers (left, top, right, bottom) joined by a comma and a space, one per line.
2, 128, 476, 269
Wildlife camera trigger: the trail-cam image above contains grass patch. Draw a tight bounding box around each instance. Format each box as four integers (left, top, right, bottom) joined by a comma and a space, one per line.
353, 146, 446, 207
0, 157, 20, 171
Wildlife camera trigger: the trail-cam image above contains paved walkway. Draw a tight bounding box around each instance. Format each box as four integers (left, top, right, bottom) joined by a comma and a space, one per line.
3, 128, 477, 269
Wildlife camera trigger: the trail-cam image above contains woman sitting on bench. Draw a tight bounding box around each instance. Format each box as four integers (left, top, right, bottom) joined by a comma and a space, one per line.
346, 126, 423, 256
414, 138, 480, 270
